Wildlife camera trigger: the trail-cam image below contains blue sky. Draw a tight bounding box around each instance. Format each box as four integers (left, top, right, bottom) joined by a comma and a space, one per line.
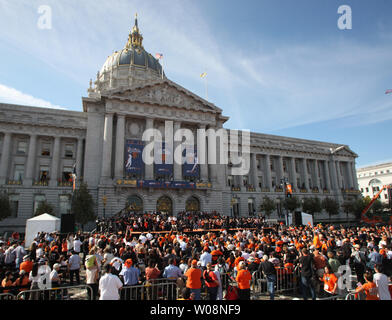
0, 0, 391, 168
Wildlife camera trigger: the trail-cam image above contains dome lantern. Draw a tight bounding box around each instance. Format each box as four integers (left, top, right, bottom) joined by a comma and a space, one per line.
126, 13, 143, 49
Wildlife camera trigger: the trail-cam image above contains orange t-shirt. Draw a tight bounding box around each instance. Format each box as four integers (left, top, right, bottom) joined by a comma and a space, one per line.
236, 269, 252, 290
1, 279, 12, 293
322, 273, 338, 293
185, 267, 202, 289
357, 282, 379, 300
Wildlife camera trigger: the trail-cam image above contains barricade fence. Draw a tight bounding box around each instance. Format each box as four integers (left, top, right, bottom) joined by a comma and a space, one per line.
16, 285, 93, 300
0, 293, 16, 300
251, 266, 300, 298
120, 280, 178, 300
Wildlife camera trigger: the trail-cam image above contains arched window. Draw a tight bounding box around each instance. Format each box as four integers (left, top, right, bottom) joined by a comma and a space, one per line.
157, 196, 173, 214
368, 178, 382, 186
185, 196, 200, 212
126, 195, 143, 213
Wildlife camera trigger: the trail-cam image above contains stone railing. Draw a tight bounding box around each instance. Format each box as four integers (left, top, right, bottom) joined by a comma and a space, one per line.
33, 180, 49, 186
6, 180, 22, 185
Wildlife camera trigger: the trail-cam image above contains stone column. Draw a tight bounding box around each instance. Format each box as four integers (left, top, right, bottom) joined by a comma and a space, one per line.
207, 126, 217, 183
24, 134, 37, 186
0, 132, 12, 184
100, 113, 114, 183
277, 155, 284, 185
145, 117, 154, 180
335, 161, 342, 189
330, 160, 338, 191
351, 161, 359, 190
198, 124, 208, 182
114, 114, 125, 180
49, 136, 61, 187
347, 161, 354, 189
324, 160, 331, 191
314, 160, 321, 190
264, 154, 272, 190
173, 121, 182, 181
290, 157, 297, 191
76, 138, 84, 180
302, 158, 309, 190
250, 153, 259, 190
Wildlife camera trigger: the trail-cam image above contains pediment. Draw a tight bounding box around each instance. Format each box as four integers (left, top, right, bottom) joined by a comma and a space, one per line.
330, 146, 358, 158
105, 80, 221, 113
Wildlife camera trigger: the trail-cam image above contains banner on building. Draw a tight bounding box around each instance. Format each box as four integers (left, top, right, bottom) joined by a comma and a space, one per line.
124, 140, 144, 175
182, 144, 199, 178
154, 141, 173, 176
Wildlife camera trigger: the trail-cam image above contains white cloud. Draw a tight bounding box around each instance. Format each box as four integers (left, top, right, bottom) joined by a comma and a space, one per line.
0, 0, 391, 131
0, 84, 66, 109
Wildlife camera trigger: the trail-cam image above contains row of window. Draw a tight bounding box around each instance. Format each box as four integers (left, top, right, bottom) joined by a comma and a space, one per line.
358, 169, 391, 178
13, 165, 74, 183
14, 140, 75, 158
6, 194, 71, 218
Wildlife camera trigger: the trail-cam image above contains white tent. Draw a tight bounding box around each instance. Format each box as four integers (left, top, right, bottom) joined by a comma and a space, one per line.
25, 213, 61, 247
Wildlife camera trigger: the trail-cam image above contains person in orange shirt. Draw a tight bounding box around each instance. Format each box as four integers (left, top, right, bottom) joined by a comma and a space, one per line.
235, 261, 252, 300
1, 271, 13, 293
319, 265, 338, 297
20, 255, 34, 274
355, 272, 379, 300
185, 260, 202, 300
13, 270, 30, 292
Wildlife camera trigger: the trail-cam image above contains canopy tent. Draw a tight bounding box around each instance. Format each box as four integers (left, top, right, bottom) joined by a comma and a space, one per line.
25, 213, 61, 247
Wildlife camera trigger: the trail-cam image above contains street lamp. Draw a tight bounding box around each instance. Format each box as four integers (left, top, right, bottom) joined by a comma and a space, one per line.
102, 194, 107, 219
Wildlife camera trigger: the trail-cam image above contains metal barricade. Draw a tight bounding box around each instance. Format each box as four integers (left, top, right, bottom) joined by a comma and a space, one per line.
0, 293, 16, 300
16, 285, 93, 300
120, 280, 178, 300
345, 291, 364, 300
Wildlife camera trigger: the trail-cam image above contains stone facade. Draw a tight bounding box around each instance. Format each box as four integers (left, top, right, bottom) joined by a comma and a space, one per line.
0, 17, 361, 232
357, 162, 392, 204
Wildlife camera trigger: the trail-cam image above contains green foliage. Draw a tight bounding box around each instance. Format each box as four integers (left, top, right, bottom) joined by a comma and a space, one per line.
302, 197, 322, 216
71, 183, 96, 229
34, 200, 55, 217
260, 196, 276, 217
322, 197, 340, 218
283, 196, 301, 212
0, 193, 12, 221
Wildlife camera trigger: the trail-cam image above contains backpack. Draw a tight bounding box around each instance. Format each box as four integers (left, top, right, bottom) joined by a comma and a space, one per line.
86, 255, 96, 270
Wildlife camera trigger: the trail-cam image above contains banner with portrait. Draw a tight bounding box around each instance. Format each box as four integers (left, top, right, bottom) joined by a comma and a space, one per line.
182, 144, 199, 178
124, 140, 144, 175
154, 141, 173, 177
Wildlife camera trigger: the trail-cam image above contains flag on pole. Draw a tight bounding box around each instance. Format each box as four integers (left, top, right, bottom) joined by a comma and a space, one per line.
155, 53, 163, 59
386, 89, 392, 95
200, 72, 207, 78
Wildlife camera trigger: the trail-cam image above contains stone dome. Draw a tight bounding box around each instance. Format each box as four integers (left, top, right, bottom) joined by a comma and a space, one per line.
90, 14, 165, 95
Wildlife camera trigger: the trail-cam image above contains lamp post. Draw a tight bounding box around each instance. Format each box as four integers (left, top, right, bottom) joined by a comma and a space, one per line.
102, 194, 107, 219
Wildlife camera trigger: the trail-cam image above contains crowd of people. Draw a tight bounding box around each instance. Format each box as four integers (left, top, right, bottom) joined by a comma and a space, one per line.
1, 211, 392, 301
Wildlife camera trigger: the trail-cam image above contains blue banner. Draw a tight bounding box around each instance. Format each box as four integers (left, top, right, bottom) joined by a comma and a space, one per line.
182, 145, 199, 177
124, 140, 144, 175
154, 141, 173, 177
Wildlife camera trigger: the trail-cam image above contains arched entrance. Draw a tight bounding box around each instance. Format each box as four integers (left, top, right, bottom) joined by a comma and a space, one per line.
126, 195, 143, 213
185, 196, 200, 212
156, 196, 173, 214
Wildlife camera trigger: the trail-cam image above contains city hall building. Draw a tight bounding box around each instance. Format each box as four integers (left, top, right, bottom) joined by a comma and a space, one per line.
0, 17, 360, 232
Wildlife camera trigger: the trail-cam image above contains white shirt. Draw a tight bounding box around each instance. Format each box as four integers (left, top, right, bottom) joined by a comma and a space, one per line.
73, 240, 82, 253
241, 252, 250, 260
139, 235, 147, 244
374, 273, 391, 300
99, 273, 123, 300
199, 252, 212, 267
146, 233, 153, 241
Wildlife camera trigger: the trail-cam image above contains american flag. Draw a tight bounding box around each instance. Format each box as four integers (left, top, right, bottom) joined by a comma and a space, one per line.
386, 89, 392, 95
155, 53, 163, 59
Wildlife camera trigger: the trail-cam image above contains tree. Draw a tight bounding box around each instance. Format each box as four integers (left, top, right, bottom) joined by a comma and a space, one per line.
283, 196, 301, 212
260, 196, 276, 217
341, 200, 355, 222
0, 193, 12, 221
34, 200, 55, 216
323, 197, 340, 222
302, 197, 322, 216
71, 182, 96, 230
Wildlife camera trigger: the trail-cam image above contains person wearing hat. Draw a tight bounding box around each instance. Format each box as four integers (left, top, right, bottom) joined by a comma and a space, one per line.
185, 260, 202, 300
50, 264, 61, 287
119, 259, 140, 286
20, 255, 34, 274
351, 244, 366, 284
235, 261, 252, 300
67, 250, 81, 286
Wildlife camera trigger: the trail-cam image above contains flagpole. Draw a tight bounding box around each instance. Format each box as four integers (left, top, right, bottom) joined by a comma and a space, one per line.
205, 76, 208, 101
